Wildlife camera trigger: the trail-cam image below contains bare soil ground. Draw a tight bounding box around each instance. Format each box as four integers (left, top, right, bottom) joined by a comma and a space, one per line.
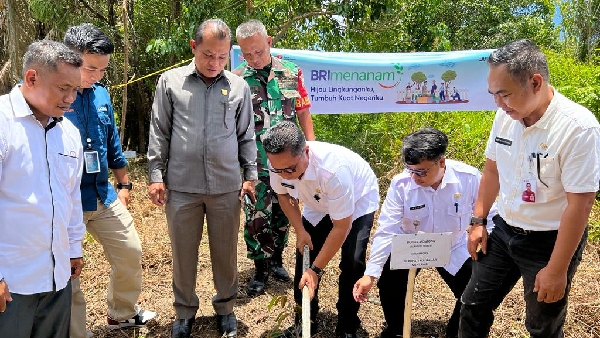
82, 159, 600, 338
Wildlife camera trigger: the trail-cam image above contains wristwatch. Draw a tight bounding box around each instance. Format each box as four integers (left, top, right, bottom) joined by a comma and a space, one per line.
469, 216, 487, 226
467, 216, 487, 234
309, 264, 324, 278
117, 182, 133, 190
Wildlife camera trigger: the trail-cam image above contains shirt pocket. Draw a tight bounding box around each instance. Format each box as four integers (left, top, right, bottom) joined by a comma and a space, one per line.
538, 156, 559, 180
401, 208, 428, 232
446, 205, 470, 232
97, 106, 111, 140
223, 96, 240, 131
55, 152, 80, 190
281, 89, 301, 99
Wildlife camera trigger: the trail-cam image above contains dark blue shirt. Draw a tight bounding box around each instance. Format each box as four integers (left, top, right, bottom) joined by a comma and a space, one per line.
64, 83, 127, 211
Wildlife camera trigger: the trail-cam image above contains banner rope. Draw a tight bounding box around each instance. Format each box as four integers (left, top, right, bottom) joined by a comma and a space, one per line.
108, 57, 193, 90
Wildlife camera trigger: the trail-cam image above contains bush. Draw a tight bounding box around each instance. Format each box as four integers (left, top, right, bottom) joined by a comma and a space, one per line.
313, 111, 494, 194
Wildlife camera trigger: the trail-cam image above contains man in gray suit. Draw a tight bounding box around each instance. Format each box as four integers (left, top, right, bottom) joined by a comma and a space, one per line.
147, 19, 257, 338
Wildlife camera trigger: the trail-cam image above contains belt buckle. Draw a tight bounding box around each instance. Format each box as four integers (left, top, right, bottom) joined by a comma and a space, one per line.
511, 225, 529, 235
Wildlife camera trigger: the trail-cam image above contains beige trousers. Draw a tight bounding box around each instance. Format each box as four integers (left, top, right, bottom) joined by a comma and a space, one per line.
165, 190, 240, 319
70, 199, 142, 338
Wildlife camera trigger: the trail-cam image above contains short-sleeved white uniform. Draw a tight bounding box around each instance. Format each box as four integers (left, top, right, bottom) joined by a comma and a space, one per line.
271, 141, 379, 226
485, 90, 600, 231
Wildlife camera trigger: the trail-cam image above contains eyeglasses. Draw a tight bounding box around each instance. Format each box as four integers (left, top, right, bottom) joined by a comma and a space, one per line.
268, 154, 303, 174
405, 161, 438, 177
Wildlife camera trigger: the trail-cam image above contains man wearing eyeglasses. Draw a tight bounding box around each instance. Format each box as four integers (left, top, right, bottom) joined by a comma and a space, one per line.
352, 128, 496, 338
461, 39, 600, 338
262, 121, 379, 338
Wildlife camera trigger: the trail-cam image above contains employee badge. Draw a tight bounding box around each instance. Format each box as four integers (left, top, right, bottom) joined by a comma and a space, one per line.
521, 179, 536, 203
84, 150, 101, 173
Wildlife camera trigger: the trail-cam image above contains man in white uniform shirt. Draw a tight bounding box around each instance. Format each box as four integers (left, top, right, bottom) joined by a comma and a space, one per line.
0, 40, 86, 338
262, 121, 379, 338
460, 39, 600, 338
353, 128, 496, 338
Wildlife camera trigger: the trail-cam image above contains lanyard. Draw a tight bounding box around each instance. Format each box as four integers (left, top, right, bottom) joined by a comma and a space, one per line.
74, 90, 94, 150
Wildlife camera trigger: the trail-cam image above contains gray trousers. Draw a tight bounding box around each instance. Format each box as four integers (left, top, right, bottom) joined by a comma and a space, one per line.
0, 280, 72, 338
166, 190, 240, 319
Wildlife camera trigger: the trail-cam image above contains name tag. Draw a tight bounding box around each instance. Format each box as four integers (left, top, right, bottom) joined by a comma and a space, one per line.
495, 137, 512, 146
409, 204, 425, 210
281, 182, 295, 189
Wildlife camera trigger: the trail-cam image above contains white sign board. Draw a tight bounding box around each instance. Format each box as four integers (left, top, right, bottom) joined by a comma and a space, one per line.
123, 150, 137, 159
390, 232, 452, 270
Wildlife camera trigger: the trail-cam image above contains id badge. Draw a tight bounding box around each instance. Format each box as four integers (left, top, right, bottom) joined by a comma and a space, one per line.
84, 150, 101, 173
521, 179, 536, 203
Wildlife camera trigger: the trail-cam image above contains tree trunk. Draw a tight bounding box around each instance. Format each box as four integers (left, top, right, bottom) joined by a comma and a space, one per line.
120, 0, 129, 146
169, 0, 181, 65
135, 81, 149, 152
6, 0, 36, 87
108, 0, 115, 26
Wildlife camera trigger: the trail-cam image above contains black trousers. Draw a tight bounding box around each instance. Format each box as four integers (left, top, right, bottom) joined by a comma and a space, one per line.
460, 215, 586, 338
378, 257, 473, 338
293, 212, 374, 334
0, 280, 72, 338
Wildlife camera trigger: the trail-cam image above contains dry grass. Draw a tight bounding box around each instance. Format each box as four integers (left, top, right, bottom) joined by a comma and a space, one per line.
81, 159, 600, 338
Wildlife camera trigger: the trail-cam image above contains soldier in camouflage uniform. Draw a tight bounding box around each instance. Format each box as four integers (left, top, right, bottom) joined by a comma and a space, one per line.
234, 19, 315, 296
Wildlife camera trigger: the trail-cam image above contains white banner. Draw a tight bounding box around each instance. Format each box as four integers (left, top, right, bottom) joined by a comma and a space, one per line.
231, 46, 497, 114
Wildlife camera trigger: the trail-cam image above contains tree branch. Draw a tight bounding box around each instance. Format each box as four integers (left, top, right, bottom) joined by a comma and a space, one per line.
272, 10, 336, 44
77, 0, 108, 24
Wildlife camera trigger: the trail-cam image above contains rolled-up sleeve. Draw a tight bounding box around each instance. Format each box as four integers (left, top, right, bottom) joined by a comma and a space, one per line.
147, 74, 173, 183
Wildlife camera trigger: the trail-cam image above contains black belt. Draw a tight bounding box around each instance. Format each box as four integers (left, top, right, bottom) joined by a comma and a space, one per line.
508, 224, 534, 235
493, 214, 554, 235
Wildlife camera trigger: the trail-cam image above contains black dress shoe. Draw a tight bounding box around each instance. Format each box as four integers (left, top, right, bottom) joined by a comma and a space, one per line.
171, 318, 194, 338
217, 313, 237, 337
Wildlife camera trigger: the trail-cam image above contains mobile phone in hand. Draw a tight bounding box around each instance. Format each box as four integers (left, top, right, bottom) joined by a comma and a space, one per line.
243, 193, 253, 206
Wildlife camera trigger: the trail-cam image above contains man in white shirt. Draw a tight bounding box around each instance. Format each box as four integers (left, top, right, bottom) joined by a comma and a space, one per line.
262, 121, 379, 338
353, 128, 496, 338
461, 39, 600, 337
0, 40, 86, 338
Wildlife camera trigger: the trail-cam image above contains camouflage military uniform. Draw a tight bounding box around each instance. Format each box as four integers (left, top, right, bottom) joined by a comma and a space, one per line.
233, 57, 310, 260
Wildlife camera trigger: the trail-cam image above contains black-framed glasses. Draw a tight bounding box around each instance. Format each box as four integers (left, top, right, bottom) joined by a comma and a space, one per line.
405, 161, 438, 177
268, 154, 303, 174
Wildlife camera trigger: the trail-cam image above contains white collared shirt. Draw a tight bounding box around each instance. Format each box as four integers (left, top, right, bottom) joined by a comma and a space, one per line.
271, 141, 379, 226
365, 159, 497, 277
486, 90, 600, 231
0, 86, 85, 294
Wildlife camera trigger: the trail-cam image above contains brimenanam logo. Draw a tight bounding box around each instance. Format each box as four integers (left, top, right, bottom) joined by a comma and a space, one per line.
310, 63, 403, 89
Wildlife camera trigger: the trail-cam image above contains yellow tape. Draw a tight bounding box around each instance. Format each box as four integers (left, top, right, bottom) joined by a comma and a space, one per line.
109, 57, 193, 90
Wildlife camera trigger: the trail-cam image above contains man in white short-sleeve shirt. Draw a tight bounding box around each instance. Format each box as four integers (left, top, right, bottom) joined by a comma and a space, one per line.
352, 128, 496, 338
460, 39, 600, 338
263, 121, 379, 338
